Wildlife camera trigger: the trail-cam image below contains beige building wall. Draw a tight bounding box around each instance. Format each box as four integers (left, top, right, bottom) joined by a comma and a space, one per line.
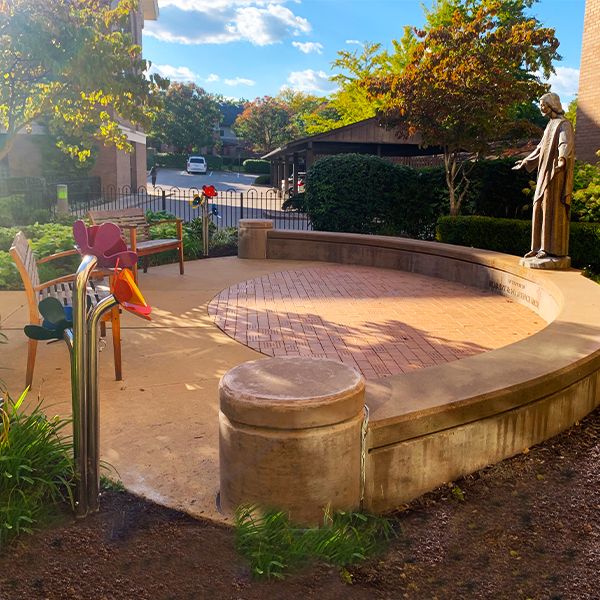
7, 135, 43, 178
576, 0, 600, 163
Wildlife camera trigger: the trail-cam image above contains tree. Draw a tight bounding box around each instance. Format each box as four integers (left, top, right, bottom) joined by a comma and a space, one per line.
233, 97, 293, 154
150, 83, 222, 153
304, 37, 416, 135
0, 0, 165, 163
566, 98, 577, 130
277, 89, 324, 138
365, 0, 560, 215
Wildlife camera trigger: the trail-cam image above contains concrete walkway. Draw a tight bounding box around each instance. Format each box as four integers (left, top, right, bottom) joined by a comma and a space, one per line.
0, 257, 545, 523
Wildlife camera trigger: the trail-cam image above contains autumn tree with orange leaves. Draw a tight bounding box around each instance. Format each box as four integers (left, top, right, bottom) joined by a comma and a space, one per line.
365, 0, 560, 215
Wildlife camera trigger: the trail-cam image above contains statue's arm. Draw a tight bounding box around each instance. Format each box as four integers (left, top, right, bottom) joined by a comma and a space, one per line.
555, 121, 575, 170
513, 145, 541, 172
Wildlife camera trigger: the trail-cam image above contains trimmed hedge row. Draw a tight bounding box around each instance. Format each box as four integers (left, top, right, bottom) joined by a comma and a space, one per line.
436, 216, 600, 272
242, 159, 270, 174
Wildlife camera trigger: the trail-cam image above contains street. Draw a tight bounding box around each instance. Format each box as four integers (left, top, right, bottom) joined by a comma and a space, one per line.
147, 168, 263, 193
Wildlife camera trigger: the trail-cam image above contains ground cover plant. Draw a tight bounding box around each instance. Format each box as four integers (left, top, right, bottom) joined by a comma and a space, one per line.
0, 406, 598, 598
235, 506, 395, 580
0, 390, 74, 550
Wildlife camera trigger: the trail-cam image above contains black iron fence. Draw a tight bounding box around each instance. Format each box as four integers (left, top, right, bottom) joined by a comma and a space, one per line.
69, 186, 312, 231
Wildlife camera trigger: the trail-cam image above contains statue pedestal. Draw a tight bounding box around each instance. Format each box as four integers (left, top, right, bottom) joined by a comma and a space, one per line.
520, 255, 571, 270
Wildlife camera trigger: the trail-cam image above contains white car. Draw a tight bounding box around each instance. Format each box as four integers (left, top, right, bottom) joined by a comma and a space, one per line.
187, 156, 207, 174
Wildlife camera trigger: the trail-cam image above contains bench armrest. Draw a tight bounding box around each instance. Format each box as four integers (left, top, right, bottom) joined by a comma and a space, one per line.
36, 248, 78, 264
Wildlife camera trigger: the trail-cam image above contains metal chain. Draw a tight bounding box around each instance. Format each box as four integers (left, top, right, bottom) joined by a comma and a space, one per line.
360, 404, 370, 510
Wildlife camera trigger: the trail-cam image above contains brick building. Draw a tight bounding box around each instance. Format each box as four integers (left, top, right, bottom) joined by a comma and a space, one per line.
5, 0, 158, 190
576, 0, 600, 163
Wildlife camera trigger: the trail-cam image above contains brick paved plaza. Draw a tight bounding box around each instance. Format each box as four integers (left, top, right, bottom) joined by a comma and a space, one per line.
208, 264, 546, 379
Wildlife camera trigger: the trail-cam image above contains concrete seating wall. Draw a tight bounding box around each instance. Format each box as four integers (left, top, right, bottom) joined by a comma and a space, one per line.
266, 230, 600, 512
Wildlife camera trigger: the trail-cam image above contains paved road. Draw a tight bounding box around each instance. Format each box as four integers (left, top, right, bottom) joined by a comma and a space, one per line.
148, 168, 263, 193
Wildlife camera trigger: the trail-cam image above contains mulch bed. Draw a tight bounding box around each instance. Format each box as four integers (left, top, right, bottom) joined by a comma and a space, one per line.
2, 408, 599, 600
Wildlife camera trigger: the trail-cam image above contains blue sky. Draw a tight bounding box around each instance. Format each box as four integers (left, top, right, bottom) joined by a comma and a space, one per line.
143, 0, 585, 104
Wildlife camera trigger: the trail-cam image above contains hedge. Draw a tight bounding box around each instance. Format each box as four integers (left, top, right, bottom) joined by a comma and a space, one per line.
436, 216, 600, 272
253, 174, 271, 185
155, 154, 224, 171
242, 159, 270, 174
304, 154, 445, 238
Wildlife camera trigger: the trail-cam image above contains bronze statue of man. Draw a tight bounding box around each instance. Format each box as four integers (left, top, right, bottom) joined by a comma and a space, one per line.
513, 92, 574, 269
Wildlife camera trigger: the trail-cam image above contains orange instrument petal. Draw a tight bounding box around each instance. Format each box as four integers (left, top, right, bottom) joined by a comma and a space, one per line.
111, 267, 152, 320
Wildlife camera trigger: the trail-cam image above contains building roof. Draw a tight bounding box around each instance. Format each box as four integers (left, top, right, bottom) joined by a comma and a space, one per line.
220, 103, 245, 127
262, 117, 441, 160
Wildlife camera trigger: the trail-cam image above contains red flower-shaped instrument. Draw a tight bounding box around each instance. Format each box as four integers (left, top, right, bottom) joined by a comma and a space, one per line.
110, 266, 152, 321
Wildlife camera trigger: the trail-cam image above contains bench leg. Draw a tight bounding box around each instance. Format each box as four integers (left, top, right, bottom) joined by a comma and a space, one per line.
25, 338, 37, 388
111, 308, 122, 381
178, 243, 185, 275
143, 256, 149, 274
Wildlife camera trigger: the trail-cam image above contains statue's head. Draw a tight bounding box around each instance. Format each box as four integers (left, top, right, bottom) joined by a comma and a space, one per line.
539, 92, 564, 116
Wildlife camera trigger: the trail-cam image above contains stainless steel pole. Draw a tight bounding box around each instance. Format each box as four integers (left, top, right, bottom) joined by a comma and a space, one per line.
72, 254, 97, 518
202, 200, 209, 257
86, 295, 119, 513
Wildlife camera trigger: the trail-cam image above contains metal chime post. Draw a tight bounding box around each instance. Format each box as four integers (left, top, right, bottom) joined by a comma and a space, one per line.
71, 254, 97, 518
86, 296, 119, 513
202, 198, 209, 257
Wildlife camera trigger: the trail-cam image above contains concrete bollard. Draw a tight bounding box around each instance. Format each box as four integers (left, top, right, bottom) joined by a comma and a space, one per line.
237, 219, 273, 259
219, 357, 365, 526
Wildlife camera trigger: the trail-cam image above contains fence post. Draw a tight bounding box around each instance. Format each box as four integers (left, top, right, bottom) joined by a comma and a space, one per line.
240, 192, 244, 220
161, 189, 166, 212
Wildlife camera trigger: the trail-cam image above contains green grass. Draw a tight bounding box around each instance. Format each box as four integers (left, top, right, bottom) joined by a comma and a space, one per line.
0, 390, 74, 550
235, 505, 396, 580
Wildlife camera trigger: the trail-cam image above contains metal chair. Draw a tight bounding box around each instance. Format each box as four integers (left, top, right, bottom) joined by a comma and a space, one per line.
9, 231, 122, 387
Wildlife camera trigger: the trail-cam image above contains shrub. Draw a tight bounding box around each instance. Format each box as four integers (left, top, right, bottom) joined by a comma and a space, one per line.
0, 195, 53, 227
0, 389, 75, 549
155, 153, 187, 170
305, 153, 438, 237
436, 216, 600, 271
242, 159, 270, 174
0, 222, 77, 290
253, 174, 271, 185
205, 155, 223, 170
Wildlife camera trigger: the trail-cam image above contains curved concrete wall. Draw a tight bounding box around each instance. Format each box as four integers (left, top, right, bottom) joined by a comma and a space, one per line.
266, 230, 600, 512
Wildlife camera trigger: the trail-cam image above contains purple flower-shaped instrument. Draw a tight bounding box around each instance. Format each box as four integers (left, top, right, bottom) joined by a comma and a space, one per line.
73, 220, 137, 268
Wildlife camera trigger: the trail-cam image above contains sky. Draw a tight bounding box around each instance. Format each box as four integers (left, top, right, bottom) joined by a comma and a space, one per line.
143, 0, 586, 104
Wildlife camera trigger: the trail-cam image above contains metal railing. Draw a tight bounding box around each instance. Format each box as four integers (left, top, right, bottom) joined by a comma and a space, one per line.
69, 185, 312, 230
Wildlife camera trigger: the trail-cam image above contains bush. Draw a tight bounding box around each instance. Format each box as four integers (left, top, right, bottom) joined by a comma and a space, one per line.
253, 174, 271, 185
155, 153, 187, 170
436, 216, 600, 271
305, 153, 442, 237
0, 195, 53, 227
0, 222, 78, 290
242, 159, 270, 174
0, 389, 74, 549
206, 155, 223, 170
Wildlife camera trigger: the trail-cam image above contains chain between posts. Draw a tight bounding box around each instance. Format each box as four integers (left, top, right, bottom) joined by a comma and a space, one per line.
360, 404, 370, 510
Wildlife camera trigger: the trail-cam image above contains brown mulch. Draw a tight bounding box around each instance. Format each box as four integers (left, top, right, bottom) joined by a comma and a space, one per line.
1, 408, 599, 600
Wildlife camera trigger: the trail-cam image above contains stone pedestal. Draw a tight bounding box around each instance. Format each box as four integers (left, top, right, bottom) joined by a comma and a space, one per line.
219, 357, 365, 525
238, 219, 273, 259
520, 255, 571, 270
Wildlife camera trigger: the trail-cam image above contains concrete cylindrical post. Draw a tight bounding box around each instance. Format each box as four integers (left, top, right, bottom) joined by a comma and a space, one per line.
219, 357, 365, 525
238, 219, 273, 259
56, 184, 68, 215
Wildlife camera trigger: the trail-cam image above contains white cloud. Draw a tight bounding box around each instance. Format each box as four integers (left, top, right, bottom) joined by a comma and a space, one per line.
146, 1, 310, 46
147, 63, 199, 82
224, 77, 256, 86
292, 41, 323, 54
345, 39, 364, 46
544, 66, 579, 103
206, 73, 220, 82
285, 69, 337, 94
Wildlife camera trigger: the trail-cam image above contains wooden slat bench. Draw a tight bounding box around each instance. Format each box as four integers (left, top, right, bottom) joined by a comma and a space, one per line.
10, 231, 122, 386
88, 208, 184, 281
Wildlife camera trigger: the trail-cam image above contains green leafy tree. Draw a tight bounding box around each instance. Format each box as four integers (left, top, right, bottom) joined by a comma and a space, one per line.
277, 89, 324, 138
566, 98, 577, 130
150, 82, 222, 153
365, 0, 560, 215
0, 0, 165, 163
233, 96, 293, 154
